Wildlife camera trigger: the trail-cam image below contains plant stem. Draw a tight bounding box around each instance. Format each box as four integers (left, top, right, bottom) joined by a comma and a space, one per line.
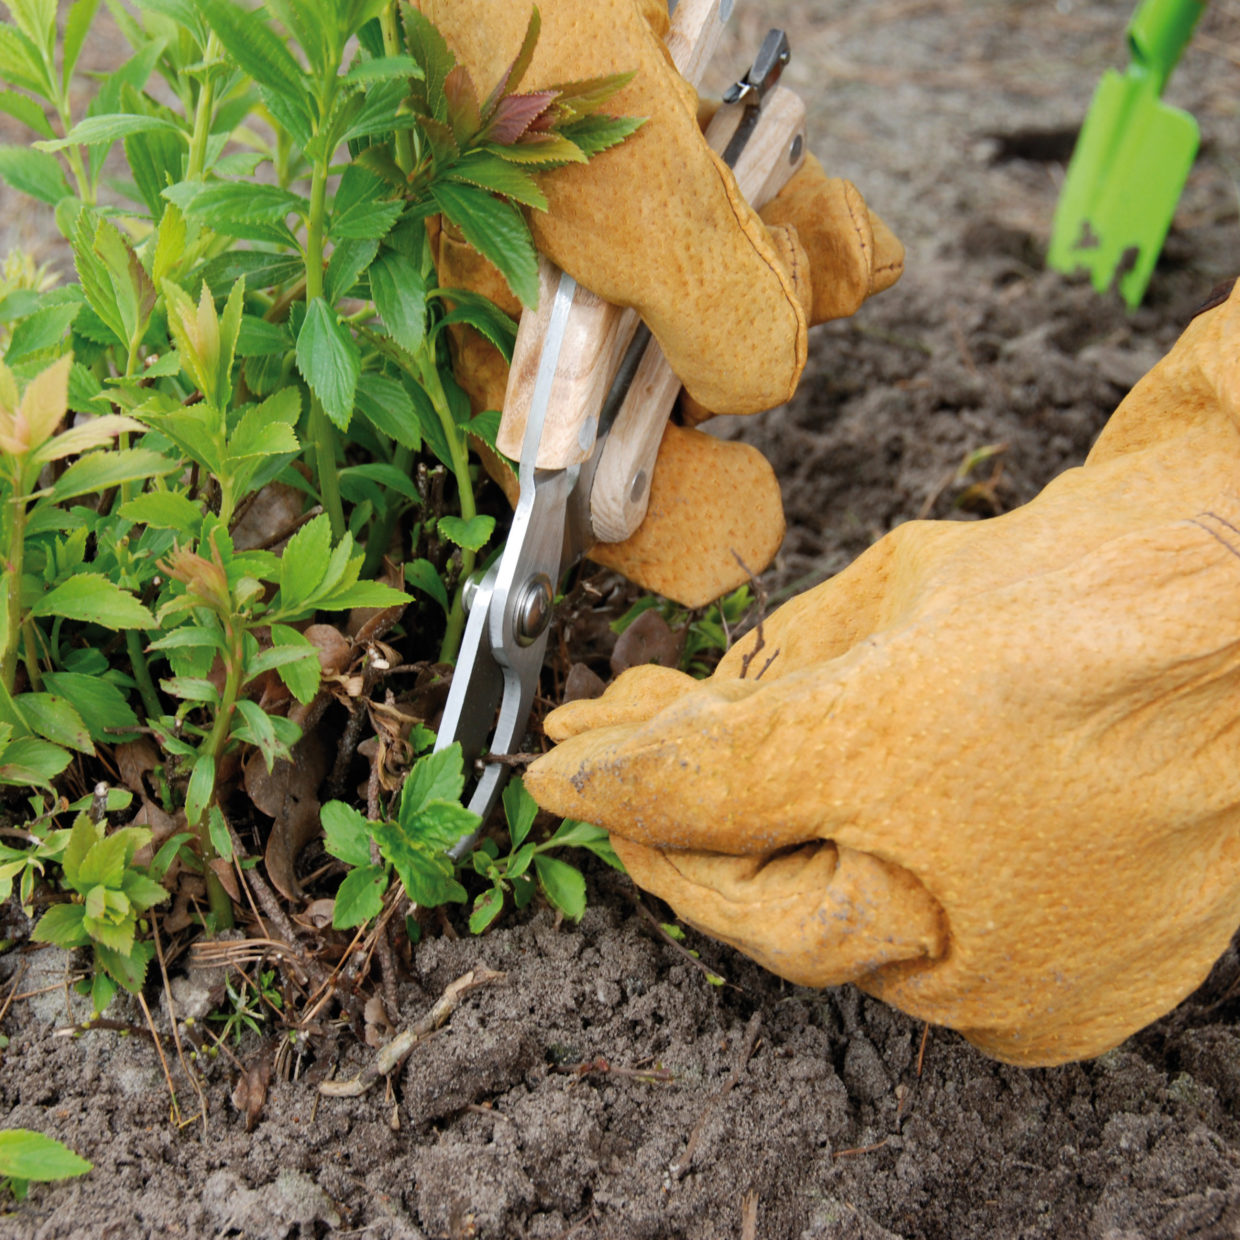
304, 146, 347, 540
186, 33, 221, 182
380, 3, 415, 175
419, 360, 477, 664
125, 631, 163, 722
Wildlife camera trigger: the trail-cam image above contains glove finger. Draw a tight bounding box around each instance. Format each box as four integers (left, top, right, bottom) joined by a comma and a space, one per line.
759, 156, 905, 324
422, 0, 808, 415
543, 664, 697, 742
613, 836, 946, 987
587, 423, 785, 608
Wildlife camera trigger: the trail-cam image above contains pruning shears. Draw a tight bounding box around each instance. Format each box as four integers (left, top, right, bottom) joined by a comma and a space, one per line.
433, 0, 808, 850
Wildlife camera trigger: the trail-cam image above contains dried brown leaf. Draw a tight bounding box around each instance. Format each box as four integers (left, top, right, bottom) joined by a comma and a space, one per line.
610, 609, 683, 676
231, 1048, 273, 1132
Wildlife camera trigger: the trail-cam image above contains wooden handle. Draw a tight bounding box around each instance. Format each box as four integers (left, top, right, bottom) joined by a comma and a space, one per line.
589, 84, 808, 545
496, 0, 731, 466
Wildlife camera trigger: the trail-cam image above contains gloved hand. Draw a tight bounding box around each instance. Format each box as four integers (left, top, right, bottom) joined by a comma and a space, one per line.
525, 281, 1240, 1068
418, 0, 903, 606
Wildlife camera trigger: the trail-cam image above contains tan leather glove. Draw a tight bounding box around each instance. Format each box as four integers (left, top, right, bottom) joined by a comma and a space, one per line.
419, 0, 903, 606
525, 281, 1240, 1068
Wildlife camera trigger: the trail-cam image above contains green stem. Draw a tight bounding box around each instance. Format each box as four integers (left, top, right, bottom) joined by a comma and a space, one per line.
1, 483, 25, 694
304, 148, 346, 540
361, 443, 413, 577
420, 360, 477, 664
186, 32, 221, 182
125, 630, 163, 722
380, 3, 415, 175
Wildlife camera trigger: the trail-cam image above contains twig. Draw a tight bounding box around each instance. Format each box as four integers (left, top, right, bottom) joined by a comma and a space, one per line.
730, 552, 778, 681
151, 909, 208, 1131
0, 961, 27, 1023
917, 1022, 931, 1077
137, 990, 182, 1126
632, 898, 743, 993
832, 1138, 891, 1160
554, 1056, 676, 1084
670, 1011, 762, 1180
319, 968, 505, 1097
740, 1191, 759, 1240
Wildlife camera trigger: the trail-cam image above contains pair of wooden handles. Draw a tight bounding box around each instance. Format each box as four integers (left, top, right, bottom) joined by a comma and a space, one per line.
495, 0, 807, 545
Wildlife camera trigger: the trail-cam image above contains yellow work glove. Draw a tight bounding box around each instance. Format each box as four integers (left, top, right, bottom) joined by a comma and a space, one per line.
526, 281, 1240, 1068
419, 0, 902, 606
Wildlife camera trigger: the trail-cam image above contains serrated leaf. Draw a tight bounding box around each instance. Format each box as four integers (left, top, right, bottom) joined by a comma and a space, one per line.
0, 88, 52, 137
355, 371, 419, 450
438, 513, 494, 553
315, 579, 409, 611
343, 54, 422, 85
0, 24, 47, 95
29, 574, 154, 628
0, 144, 70, 204
368, 249, 426, 355
429, 180, 538, 308
41, 672, 139, 740
95, 938, 154, 993
121, 869, 170, 912
402, 744, 466, 819
196, 0, 309, 106
561, 113, 645, 159
117, 490, 204, 533
321, 800, 373, 868
0, 735, 71, 786
33, 413, 143, 464
37, 113, 185, 151
331, 166, 402, 242
446, 150, 546, 210
62, 0, 101, 85
185, 753, 215, 826
277, 511, 331, 612
267, 623, 320, 705
228, 404, 299, 460
402, 5, 454, 110
332, 862, 387, 928
534, 853, 586, 921
404, 558, 448, 613
232, 699, 294, 771
5, 302, 80, 365
31, 902, 90, 949
235, 315, 292, 358
167, 179, 307, 229
158, 676, 219, 703
47, 447, 176, 502
207, 804, 231, 861
502, 777, 538, 849
0, 1130, 92, 1183
371, 814, 467, 907
324, 237, 379, 303
296, 297, 359, 431
433, 292, 517, 361
17, 692, 92, 752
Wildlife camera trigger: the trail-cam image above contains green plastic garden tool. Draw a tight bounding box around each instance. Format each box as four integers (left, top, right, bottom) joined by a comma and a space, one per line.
1047, 0, 1207, 308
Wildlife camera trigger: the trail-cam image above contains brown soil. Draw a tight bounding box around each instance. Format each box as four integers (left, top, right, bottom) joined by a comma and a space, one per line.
4, 3, 1240, 1238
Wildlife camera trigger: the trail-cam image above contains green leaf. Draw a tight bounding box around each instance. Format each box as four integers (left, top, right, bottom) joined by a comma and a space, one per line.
324, 237, 379, 304
332, 862, 387, 928
235, 315, 291, 359
30, 574, 155, 628
321, 800, 373, 868
267, 624, 320, 705
195, 0, 309, 106
404, 558, 448, 613
315, 579, 409, 611
296, 297, 359, 431
158, 676, 219, 703
95, 938, 154, 993
0, 24, 47, 96
368, 249, 426, 355
0, 144, 69, 204
31, 902, 89, 949
502, 777, 538, 849
371, 815, 467, 907
62, 0, 101, 84
401, 744, 465, 819
228, 403, 299, 461
547, 819, 625, 871
0, 736, 70, 787
5, 301, 81, 364
447, 151, 546, 210
561, 113, 645, 159
344, 54, 422, 84
16, 692, 91, 753
118, 490, 204, 533
402, 5, 455, 109
338, 462, 419, 503
185, 752, 215, 827
47, 447, 176, 502
438, 514, 494, 553
277, 512, 332, 613
469, 886, 504, 934
355, 371, 419, 450
330, 166, 402, 242
37, 113, 185, 151
207, 804, 231, 861
121, 869, 170, 912
0, 1130, 91, 1184
0, 88, 52, 138
231, 699, 295, 771
429, 180, 538, 308
534, 853, 586, 921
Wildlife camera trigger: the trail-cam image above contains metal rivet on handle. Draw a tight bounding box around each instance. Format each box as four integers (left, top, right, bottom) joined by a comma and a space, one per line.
629, 470, 648, 505
790, 134, 803, 164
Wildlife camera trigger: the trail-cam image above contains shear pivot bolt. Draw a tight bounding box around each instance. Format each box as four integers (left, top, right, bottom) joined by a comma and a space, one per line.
515, 574, 554, 646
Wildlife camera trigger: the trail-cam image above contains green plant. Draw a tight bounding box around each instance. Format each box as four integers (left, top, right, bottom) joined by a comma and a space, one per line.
468, 778, 621, 932
209, 967, 282, 1044
30, 810, 180, 1013
321, 742, 481, 929
0, 1128, 91, 1201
